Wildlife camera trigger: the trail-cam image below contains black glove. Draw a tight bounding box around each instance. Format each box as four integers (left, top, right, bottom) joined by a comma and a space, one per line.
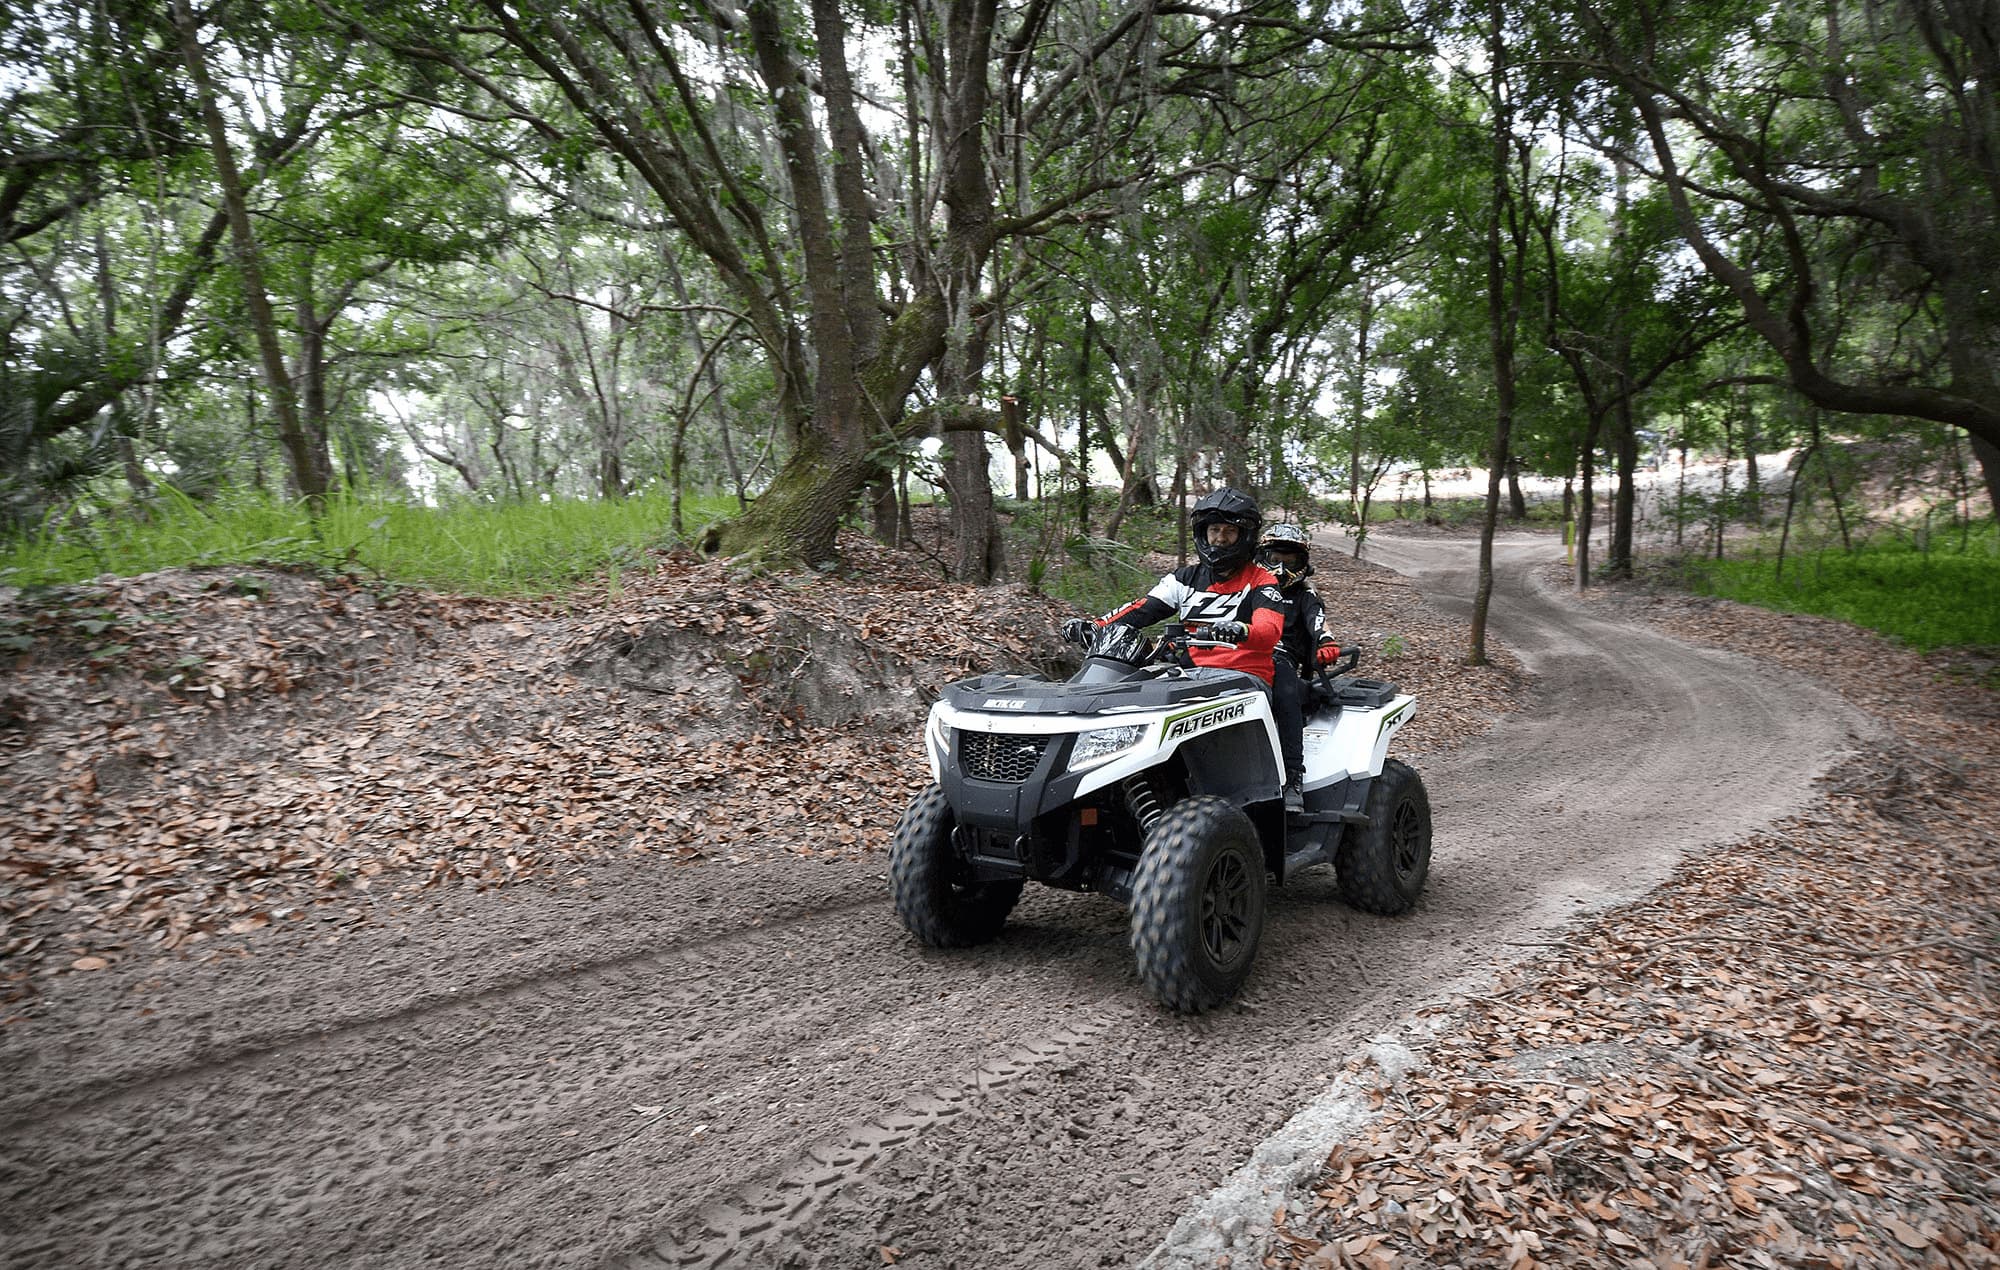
1062, 617, 1096, 646
1206, 620, 1248, 643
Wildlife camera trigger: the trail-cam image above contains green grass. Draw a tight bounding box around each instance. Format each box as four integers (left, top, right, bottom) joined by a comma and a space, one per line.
1373, 494, 1566, 527
0, 488, 740, 595
1689, 532, 2000, 653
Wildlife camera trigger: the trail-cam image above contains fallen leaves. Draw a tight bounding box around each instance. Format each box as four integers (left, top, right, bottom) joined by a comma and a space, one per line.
1271, 561, 2000, 1270
0, 536, 1052, 995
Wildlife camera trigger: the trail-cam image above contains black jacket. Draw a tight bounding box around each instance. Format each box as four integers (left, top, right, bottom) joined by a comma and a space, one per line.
1276, 584, 1333, 671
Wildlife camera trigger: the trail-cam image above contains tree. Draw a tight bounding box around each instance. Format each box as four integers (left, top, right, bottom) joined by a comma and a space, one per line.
338, 0, 1429, 566
1467, 0, 1529, 667
173, 0, 325, 505
1564, 0, 2000, 518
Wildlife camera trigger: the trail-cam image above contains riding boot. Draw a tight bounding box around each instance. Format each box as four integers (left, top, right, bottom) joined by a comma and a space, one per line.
1283, 768, 1305, 816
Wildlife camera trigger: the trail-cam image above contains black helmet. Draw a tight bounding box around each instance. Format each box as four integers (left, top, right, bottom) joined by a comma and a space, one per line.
1258, 523, 1313, 588
1190, 487, 1262, 574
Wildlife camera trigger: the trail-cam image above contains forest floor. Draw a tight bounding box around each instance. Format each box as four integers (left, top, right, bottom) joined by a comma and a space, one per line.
1261, 531, 2000, 1269
0, 519, 1993, 1269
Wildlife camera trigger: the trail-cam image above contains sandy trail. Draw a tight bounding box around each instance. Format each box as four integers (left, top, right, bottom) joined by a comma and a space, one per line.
0, 531, 1875, 1270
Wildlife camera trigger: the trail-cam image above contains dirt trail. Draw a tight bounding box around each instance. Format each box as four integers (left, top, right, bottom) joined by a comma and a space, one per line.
0, 532, 1877, 1270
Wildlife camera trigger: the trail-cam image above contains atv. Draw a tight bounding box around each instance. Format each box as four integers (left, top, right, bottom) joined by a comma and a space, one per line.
889, 622, 1433, 1012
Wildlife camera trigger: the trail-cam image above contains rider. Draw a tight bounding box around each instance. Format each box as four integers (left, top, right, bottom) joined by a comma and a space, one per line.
1062, 487, 1302, 808
1257, 524, 1342, 812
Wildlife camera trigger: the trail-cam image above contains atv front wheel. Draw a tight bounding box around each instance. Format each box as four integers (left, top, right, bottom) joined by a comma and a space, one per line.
1336, 758, 1432, 914
889, 784, 1024, 947
1129, 796, 1267, 1013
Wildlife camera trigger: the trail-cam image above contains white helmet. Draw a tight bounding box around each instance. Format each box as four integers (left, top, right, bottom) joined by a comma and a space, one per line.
1258, 523, 1313, 588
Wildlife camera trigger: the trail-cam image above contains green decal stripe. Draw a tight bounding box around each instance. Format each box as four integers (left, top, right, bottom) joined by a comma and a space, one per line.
1374, 701, 1413, 740
1160, 693, 1257, 738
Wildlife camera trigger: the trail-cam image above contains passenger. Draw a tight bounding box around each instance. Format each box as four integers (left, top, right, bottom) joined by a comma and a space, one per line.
1257, 524, 1342, 813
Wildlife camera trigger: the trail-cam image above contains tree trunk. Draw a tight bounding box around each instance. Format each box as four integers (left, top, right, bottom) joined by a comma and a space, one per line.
1609, 385, 1638, 574
868, 474, 900, 545
1972, 436, 2000, 522
1818, 417, 1854, 552
1077, 308, 1093, 534
670, 409, 691, 536
1740, 385, 1762, 524
1606, 155, 1637, 576
705, 295, 945, 562
662, 247, 747, 514
117, 434, 154, 503
704, 0, 883, 560
705, 0, 1004, 566
1675, 437, 1688, 554
1715, 410, 1733, 559
999, 394, 1029, 502
944, 426, 1004, 582
295, 260, 339, 496
1561, 475, 1574, 565
1470, 3, 1519, 667
1349, 289, 1372, 511
174, 0, 327, 508
1777, 433, 1818, 581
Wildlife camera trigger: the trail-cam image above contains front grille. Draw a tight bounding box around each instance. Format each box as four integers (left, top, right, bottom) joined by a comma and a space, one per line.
959, 731, 1050, 782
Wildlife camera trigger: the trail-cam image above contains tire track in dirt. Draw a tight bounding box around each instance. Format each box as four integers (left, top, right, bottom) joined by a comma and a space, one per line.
0, 533, 1880, 1270
0, 888, 893, 1135
621, 1011, 1129, 1268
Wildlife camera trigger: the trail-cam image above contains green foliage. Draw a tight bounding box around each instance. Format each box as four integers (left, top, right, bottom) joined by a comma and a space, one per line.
0, 489, 736, 595
1688, 531, 2000, 653
1001, 493, 1181, 616
1040, 539, 1162, 617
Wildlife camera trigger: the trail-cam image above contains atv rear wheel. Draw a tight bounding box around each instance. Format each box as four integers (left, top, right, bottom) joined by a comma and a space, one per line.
1129, 796, 1267, 1013
1336, 758, 1432, 914
889, 784, 1024, 947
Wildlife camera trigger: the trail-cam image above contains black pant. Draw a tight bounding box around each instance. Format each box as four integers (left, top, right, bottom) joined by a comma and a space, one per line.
1270, 655, 1306, 780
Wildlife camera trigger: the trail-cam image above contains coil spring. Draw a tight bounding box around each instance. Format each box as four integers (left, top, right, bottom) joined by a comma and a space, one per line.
1123, 773, 1166, 834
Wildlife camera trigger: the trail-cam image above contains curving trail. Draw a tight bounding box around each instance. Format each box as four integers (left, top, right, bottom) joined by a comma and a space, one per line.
0, 532, 1877, 1270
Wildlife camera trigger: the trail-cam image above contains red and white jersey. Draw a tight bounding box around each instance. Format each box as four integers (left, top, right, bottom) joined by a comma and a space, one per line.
1102, 562, 1289, 683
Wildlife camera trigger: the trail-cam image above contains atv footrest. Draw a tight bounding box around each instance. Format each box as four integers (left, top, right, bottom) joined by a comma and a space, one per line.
1291, 809, 1368, 826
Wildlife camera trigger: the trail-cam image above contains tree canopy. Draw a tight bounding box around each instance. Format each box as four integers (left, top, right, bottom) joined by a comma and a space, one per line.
4, 0, 1994, 566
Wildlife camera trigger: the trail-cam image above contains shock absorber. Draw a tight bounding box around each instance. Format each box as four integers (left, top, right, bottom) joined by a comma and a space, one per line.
1123, 773, 1166, 835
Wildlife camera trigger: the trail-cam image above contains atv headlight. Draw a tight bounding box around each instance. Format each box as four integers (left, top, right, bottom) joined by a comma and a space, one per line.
1067, 723, 1149, 771
927, 711, 952, 762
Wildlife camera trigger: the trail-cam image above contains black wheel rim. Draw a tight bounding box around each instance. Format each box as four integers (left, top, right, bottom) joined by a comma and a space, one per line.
1389, 798, 1426, 881
1199, 851, 1253, 965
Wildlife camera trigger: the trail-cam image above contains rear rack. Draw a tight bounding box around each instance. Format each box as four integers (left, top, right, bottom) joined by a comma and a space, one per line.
1314, 676, 1400, 710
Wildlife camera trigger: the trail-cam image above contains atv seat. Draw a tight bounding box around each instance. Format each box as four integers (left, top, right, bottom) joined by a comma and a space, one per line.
1311, 675, 1399, 711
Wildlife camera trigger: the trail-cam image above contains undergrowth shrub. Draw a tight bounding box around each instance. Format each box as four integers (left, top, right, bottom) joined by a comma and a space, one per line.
1689, 529, 2000, 653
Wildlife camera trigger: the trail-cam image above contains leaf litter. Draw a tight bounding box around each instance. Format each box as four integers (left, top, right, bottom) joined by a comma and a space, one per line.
1267, 562, 1999, 1270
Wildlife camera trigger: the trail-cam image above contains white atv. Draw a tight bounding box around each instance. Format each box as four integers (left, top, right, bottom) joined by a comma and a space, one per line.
889, 622, 1433, 1013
